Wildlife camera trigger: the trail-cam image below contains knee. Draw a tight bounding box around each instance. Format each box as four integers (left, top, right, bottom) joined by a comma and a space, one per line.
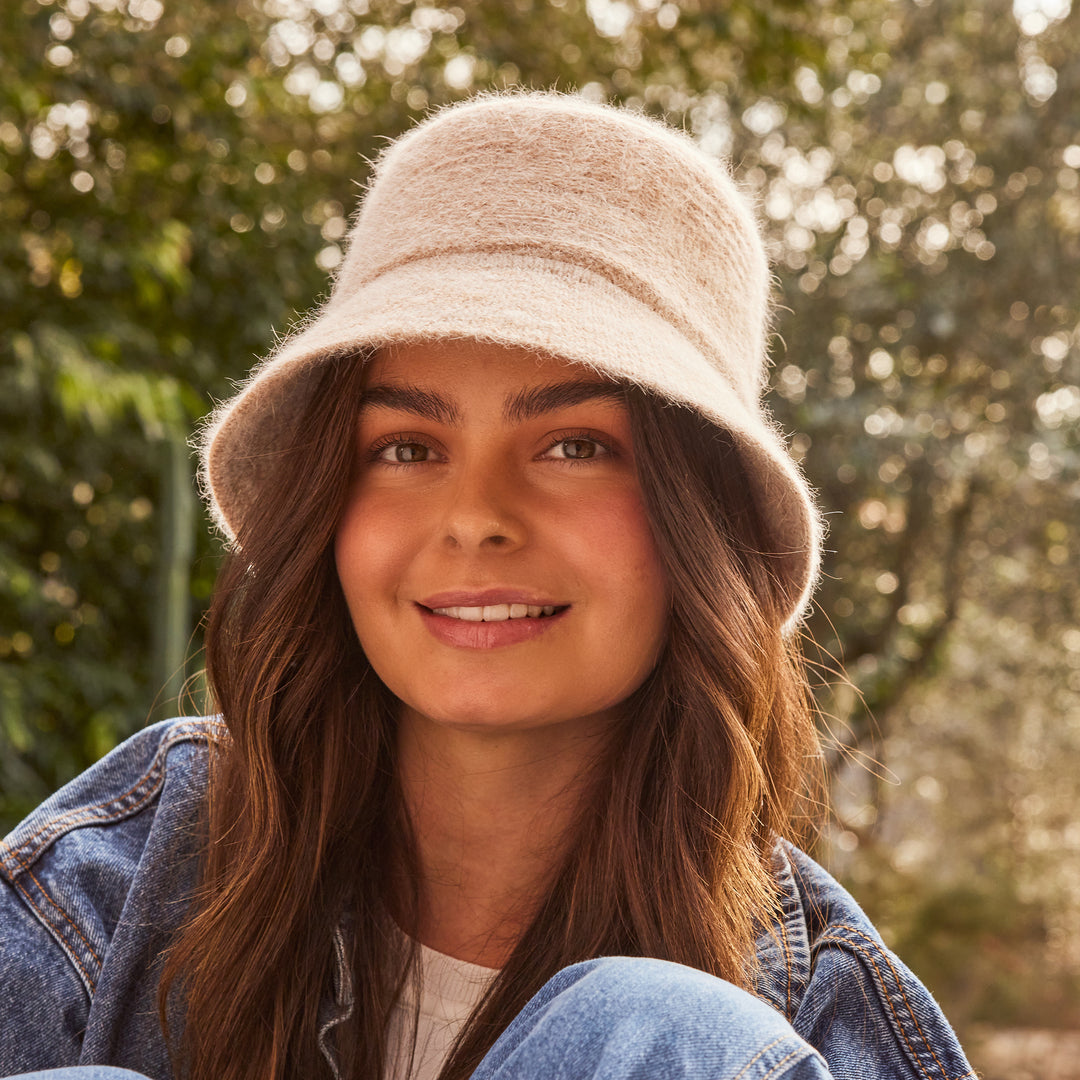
546, 956, 796, 1035
476, 957, 830, 1080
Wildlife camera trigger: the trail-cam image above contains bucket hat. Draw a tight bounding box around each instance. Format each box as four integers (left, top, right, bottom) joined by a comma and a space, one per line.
200, 91, 822, 631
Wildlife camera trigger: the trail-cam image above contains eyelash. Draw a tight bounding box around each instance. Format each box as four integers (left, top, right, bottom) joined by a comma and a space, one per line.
367, 433, 440, 466
541, 430, 614, 464
365, 430, 615, 467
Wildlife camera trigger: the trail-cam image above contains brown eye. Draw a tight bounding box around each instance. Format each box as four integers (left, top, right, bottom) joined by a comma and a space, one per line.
378, 442, 430, 463
557, 438, 598, 460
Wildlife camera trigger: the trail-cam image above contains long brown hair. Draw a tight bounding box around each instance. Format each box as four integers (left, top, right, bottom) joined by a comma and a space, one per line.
160, 352, 823, 1080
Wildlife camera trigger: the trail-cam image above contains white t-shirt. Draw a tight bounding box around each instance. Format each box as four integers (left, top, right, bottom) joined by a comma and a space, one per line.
384, 942, 500, 1080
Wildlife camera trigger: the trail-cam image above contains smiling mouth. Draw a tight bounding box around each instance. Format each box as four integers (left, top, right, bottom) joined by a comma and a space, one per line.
425, 603, 567, 622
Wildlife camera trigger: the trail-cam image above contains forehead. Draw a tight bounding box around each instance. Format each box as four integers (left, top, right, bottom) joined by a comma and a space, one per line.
363, 339, 606, 388
358, 341, 630, 427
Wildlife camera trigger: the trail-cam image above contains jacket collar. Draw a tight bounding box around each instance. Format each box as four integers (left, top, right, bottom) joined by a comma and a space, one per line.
751, 839, 812, 1020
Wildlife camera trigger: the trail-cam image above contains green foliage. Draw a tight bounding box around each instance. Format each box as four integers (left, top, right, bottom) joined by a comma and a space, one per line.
1, 0, 1078, 1036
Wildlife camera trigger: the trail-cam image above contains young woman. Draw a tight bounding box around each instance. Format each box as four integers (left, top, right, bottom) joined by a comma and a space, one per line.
0, 93, 974, 1080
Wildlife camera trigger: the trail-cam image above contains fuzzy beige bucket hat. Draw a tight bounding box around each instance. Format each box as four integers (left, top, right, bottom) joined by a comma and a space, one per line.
201, 91, 822, 630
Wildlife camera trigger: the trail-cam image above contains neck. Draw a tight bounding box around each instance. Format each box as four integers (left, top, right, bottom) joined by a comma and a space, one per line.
393, 708, 614, 968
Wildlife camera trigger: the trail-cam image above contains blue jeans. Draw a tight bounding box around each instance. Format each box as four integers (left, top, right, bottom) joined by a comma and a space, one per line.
7, 957, 830, 1080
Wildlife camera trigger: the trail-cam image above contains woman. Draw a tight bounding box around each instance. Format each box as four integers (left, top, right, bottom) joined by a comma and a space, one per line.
0, 93, 974, 1080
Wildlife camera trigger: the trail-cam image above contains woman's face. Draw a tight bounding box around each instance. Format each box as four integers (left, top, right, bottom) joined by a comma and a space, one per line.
334, 340, 669, 736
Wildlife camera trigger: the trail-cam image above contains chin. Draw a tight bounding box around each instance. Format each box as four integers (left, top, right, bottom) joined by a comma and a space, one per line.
399, 682, 617, 735
411, 696, 556, 732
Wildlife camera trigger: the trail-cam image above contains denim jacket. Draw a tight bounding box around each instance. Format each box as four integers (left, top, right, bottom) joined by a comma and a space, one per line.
0, 717, 975, 1079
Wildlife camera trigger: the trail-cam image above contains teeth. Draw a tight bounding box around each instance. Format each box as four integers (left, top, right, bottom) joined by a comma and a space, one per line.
431, 604, 560, 621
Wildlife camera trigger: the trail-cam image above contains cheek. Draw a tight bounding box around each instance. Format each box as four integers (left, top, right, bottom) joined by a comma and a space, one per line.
571, 489, 669, 622
566, 492, 669, 706
334, 490, 412, 610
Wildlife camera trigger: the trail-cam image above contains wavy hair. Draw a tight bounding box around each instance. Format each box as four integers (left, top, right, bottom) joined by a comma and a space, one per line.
160, 352, 823, 1080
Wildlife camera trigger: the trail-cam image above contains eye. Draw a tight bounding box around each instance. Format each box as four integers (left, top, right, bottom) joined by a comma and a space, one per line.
372, 440, 435, 464
543, 435, 610, 461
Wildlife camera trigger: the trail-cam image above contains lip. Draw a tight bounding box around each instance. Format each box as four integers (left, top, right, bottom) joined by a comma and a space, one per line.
416, 595, 569, 650
418, 589, 567, 609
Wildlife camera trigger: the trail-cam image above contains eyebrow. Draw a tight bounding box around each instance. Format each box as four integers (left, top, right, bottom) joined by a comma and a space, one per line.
358, 385, 461, 425
503, 379, 627, 423
359, 378, 626, 425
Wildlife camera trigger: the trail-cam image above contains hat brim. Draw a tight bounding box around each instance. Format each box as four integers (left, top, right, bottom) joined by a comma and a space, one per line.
203, 252, 820, 630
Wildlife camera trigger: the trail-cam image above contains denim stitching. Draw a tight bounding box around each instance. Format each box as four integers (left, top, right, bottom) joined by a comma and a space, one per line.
775, 842, 813, 1019
4, 761, 176, 878
818, 932, 976, 1080
763, 844, 800, 1020
23, 865, 104, 967
775, 902, 793, 1018
11, 874, 97, 994
5, 777, 161, 878
1, 720, 223, 869
730, 1036, 791, 1080
829, 925, 971, 1080
761, 1046, 814, 1079
12, 720, 222, 854
817, 934, 931, 1078
759, 917, 794, 1018
0, 720, 223, 1004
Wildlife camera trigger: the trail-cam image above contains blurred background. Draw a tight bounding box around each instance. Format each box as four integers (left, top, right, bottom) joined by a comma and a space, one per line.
1, 0, 1078, 1074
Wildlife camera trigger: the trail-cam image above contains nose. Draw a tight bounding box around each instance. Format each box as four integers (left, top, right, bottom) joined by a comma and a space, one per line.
441, 458, 527, 552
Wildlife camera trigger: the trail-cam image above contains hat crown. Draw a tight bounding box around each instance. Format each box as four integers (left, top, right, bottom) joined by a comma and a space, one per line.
332, 94, 770, 404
